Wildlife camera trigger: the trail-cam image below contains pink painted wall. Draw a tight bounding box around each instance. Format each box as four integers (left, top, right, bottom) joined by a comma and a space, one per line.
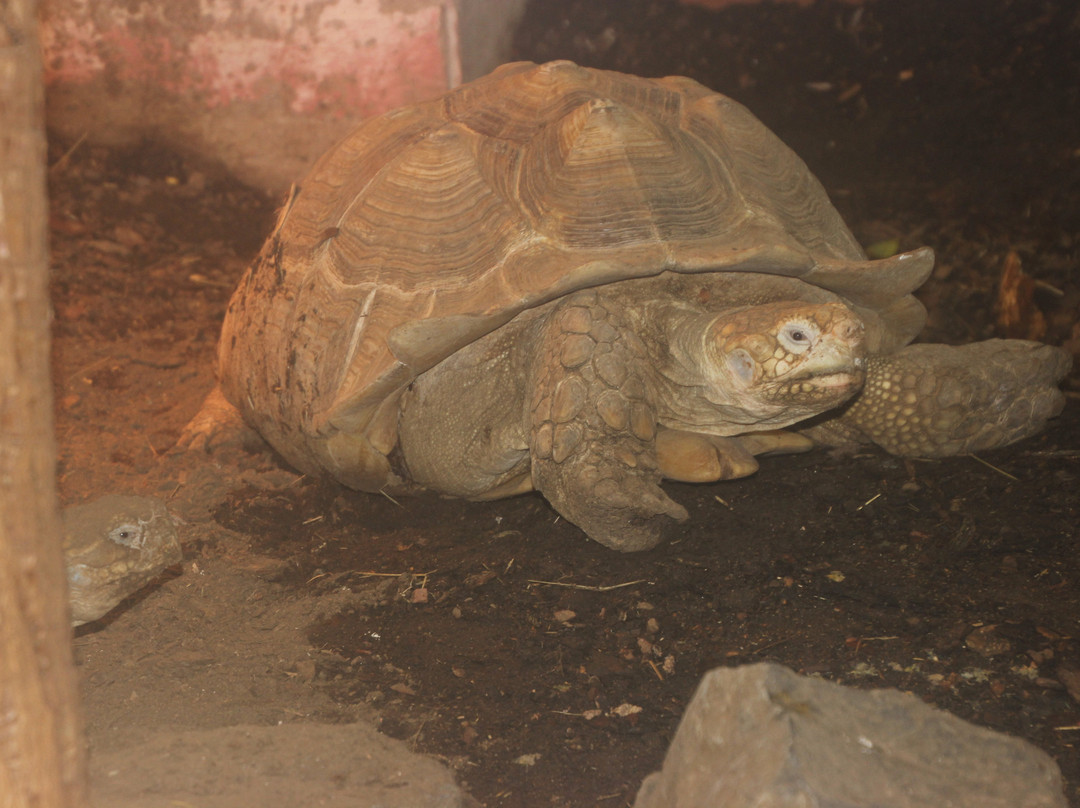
42, 0, 454, 117
39, 0, 531, 192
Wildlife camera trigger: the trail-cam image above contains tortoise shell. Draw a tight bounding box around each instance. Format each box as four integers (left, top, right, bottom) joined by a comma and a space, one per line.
217, 60, 934, 488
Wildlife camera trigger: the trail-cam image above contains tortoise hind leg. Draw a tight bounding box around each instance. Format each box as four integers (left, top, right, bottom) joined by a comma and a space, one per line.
529, 293, 687, 552
808, 339, 1071, 457
655, 428, 816, 483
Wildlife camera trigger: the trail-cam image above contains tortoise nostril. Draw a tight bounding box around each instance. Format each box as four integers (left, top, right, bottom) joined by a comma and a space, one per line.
841, 320, 863, 341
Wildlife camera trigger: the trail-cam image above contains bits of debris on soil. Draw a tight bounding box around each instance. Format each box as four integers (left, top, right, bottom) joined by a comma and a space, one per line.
965, 625, 1013, 658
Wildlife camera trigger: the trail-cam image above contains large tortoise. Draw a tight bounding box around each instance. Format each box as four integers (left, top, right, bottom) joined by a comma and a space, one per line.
191, 60, 1069, 551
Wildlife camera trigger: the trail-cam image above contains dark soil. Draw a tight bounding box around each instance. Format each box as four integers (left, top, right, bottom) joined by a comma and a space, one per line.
52, 1, 1079, 806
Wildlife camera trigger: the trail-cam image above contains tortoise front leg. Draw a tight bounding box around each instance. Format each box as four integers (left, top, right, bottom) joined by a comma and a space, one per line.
808, 339, 1070, 457
528, 292, 687, 552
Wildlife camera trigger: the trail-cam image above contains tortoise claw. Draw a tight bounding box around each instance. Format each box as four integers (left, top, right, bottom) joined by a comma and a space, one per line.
173, 386, 263, 455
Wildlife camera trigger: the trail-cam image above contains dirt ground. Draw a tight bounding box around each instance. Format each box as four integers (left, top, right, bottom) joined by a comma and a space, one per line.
49, 0, 1079, 806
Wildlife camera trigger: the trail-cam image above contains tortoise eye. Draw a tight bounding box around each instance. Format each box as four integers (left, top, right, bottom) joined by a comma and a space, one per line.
109, 524, 142, 548
780, 323, 815, 353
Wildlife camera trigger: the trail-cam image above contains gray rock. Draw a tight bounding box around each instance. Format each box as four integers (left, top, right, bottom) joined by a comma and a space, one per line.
635, 662, 1066, 808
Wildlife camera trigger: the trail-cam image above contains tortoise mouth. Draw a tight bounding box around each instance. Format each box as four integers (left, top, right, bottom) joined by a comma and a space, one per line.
783, 350, 865, 388
801, 369, 862, 389
777, 367, 864, 400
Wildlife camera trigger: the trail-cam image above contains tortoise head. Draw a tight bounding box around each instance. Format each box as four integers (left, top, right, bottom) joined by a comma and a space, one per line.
63, 496, 182, 627
705, 301, 866, 423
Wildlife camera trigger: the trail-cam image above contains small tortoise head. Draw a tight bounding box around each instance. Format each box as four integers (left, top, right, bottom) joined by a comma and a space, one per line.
705, 301, 866, 424
63, 495, 182, 627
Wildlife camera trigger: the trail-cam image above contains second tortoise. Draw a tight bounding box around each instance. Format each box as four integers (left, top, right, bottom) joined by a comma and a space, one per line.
64, 495, 181, 626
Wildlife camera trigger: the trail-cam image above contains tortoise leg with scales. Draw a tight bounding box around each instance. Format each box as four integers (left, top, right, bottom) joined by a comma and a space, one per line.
184, 61, 1069, 552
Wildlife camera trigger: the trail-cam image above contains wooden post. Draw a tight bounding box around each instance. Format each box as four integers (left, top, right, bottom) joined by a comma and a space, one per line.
0, 0, 90, 805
